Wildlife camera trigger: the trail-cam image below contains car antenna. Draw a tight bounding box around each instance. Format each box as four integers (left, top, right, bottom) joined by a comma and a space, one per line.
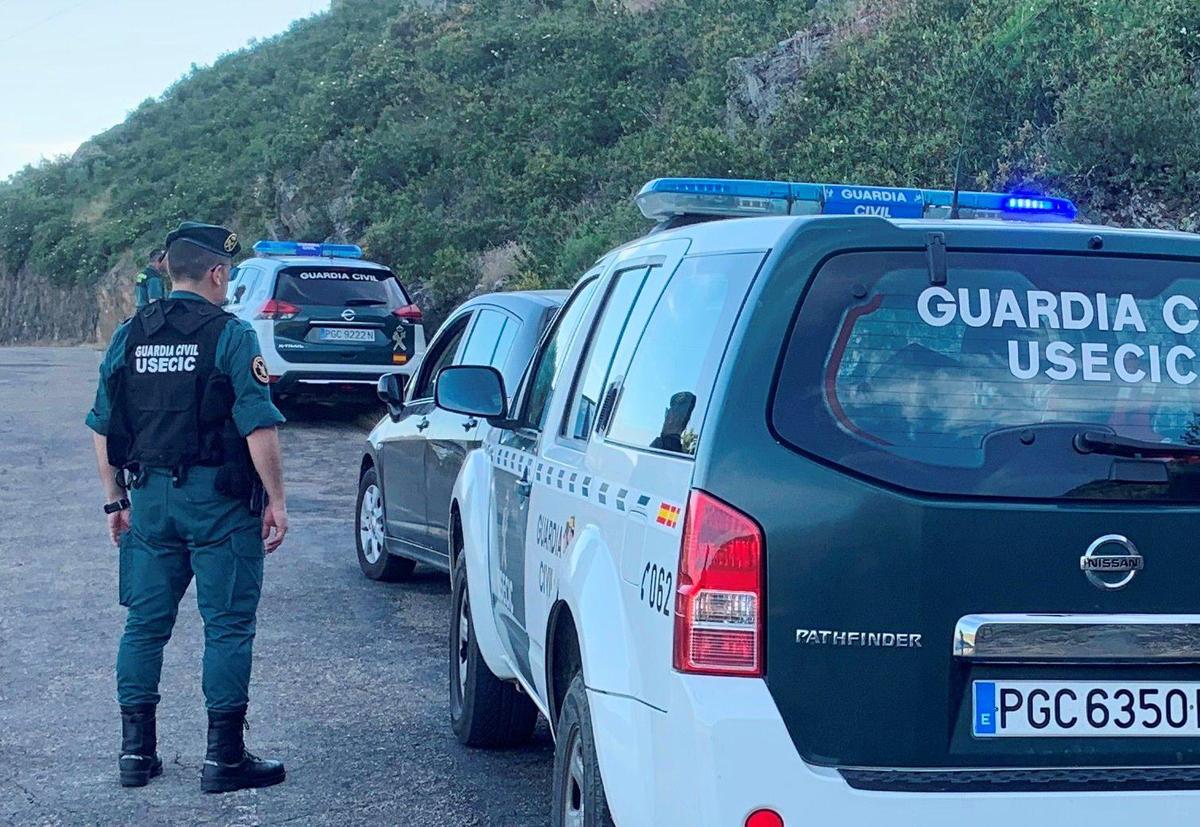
949, 143, 965, 220
947, 75, 979, 221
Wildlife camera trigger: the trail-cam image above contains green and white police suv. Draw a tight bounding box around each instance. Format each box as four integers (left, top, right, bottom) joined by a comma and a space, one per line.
225, 241, 426, 401
435, 177, 1200, 827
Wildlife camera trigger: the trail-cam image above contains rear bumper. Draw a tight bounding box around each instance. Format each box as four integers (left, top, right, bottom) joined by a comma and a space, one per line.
270, 368, 411, 397
587, 675, 1200, 827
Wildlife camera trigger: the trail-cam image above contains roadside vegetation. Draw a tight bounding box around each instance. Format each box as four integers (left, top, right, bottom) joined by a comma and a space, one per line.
1, 0, 1197, 322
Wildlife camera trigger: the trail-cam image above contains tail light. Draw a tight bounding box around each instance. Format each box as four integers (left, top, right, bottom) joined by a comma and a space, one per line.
392, 303, 422, 322
746, 810, 783, 827
673, 489, 764, 677
257, 299, 300, 320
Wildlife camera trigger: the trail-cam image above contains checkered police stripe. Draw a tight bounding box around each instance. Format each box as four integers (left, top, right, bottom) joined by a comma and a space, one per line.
486, 445, 681, 533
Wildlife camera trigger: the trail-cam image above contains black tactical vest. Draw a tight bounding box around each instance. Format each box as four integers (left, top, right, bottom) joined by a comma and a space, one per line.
106, 299, 233, 470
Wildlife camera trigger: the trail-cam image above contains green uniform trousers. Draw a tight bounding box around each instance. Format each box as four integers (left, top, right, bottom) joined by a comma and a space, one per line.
117, 466, 264, 711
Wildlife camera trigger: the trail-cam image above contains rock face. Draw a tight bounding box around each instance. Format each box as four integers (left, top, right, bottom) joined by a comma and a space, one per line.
726, 25, 836, 130
469, 242, 523, 299
0, 268, 99, 344
0, 251, 139, 345
93, 253, 139, 343
725, 0, 901, 130
266, 142, 358, 243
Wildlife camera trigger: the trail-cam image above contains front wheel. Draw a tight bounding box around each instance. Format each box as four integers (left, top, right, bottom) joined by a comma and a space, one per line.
355, 467, 416, 581
449, 554, 537, 747
551, 674, 615, 827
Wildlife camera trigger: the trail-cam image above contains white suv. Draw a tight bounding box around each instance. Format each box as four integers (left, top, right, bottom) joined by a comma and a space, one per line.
225, 240, 426, 401
436, 178, 1200, 827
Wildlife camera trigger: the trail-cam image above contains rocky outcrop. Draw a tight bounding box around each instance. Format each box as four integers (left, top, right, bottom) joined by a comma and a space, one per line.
0, 250, 138, 345
92, 252, 139, 343
0, 268, 100, 344
468, 242, 523, 299
264, 142, 357, 243
726, 25, 836, 130
726, 0, 902, 130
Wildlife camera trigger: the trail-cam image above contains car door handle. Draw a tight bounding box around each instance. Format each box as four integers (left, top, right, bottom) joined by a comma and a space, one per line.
516, 471, 532, 499
416, 417, 430, 432
463, 418, 478, 431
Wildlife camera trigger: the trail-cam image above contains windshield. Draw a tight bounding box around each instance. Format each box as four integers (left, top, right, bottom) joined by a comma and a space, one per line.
772, 250, 1200, 501
273, 266, 407, 307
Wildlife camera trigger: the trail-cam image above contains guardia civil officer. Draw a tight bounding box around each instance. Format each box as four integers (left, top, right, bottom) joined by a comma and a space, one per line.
134, 248, 169, 308
86, 221, 289, 793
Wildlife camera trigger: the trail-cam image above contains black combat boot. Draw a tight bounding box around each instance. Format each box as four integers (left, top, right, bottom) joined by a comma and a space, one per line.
119, 704, 163, 787
200, 707, 285, 793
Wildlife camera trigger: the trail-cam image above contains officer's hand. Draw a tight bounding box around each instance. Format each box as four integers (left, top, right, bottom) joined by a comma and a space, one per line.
108, 509, 131, 546
262, 502, 288, 554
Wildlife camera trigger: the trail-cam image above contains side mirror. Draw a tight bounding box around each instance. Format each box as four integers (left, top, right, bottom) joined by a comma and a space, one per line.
435, 365, 507, 420
234, 284, 247, 303
377, 373, 406, 421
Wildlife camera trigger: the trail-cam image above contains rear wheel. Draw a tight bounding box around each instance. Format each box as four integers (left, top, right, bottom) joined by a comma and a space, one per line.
551, 674, 614, 827
449, 554, 537, 747
355, 467, 416, 581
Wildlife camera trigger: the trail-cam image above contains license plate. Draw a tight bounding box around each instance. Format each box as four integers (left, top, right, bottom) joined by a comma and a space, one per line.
973, 680, 1200, 737
318, 327, 374, 342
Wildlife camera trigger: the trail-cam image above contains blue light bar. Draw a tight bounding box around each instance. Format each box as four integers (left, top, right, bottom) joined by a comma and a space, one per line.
634, 178, 792, 220
252, 240, 365, 259
635, 178, 1077, 224
1001, 195, 1077, 220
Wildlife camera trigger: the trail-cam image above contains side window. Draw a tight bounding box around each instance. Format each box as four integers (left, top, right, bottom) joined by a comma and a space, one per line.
521, 278, 601, 431
226, 267, 244, 302
562, 267, 650, 441
229, 267, 260, 304
459, 308, 519, 372
607, 253, 764, 457
412, 315, 471, 400
245, 269, 271, 305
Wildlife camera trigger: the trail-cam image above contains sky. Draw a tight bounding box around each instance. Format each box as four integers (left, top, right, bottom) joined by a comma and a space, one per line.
0, 0, 332, 180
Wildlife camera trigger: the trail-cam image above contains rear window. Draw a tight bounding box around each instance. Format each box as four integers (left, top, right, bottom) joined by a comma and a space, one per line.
773, 250, 1200, 501
273, 266, 407, 307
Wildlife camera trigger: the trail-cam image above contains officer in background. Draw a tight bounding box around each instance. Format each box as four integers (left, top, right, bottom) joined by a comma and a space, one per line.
86, 221, 289, 793
134, 248, 169, 308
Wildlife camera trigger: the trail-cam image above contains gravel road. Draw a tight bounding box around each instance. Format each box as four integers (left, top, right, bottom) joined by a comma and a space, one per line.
0, 346, 552, 826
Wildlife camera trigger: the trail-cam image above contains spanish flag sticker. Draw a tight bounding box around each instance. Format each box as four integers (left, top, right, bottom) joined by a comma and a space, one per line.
656, 503, 681, 528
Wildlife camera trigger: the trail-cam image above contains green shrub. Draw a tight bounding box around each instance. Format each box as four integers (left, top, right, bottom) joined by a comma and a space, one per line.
1, 0, 1198, 305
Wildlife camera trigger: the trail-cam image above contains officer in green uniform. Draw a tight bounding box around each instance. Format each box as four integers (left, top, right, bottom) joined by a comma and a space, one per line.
87, 221, 289, 793
134, 248, 169, 308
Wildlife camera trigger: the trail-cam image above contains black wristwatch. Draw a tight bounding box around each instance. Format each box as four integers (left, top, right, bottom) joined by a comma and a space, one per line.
103, 498, 131, 515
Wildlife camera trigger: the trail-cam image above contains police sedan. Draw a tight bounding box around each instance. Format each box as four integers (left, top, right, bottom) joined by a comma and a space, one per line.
355, 290, 565, 580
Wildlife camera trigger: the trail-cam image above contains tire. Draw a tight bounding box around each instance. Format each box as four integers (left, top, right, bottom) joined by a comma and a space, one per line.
449, 554, 537, 747
355, 467, 416, 581
551, 674, 615, 827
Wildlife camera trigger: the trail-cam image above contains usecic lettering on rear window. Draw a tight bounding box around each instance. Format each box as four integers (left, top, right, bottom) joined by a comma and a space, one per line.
771, 250, 1200, 501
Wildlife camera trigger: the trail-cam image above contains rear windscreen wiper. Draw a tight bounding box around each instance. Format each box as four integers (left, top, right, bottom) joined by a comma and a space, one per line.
344, 298, 387, 307
1074, 430, 1200, 460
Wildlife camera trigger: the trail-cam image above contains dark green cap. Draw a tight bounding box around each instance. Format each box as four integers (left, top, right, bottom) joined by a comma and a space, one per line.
165, 221, 241, 257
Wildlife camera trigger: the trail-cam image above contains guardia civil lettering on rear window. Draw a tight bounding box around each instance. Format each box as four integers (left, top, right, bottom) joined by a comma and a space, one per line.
770, 249, 1200, 500
916, 287, 1200, 385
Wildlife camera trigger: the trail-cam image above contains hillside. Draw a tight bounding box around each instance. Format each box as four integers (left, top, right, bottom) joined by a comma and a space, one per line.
1, 0, 1198, 342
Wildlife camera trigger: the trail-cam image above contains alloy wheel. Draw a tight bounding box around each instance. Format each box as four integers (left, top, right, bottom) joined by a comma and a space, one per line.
358, 483, 385, 565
